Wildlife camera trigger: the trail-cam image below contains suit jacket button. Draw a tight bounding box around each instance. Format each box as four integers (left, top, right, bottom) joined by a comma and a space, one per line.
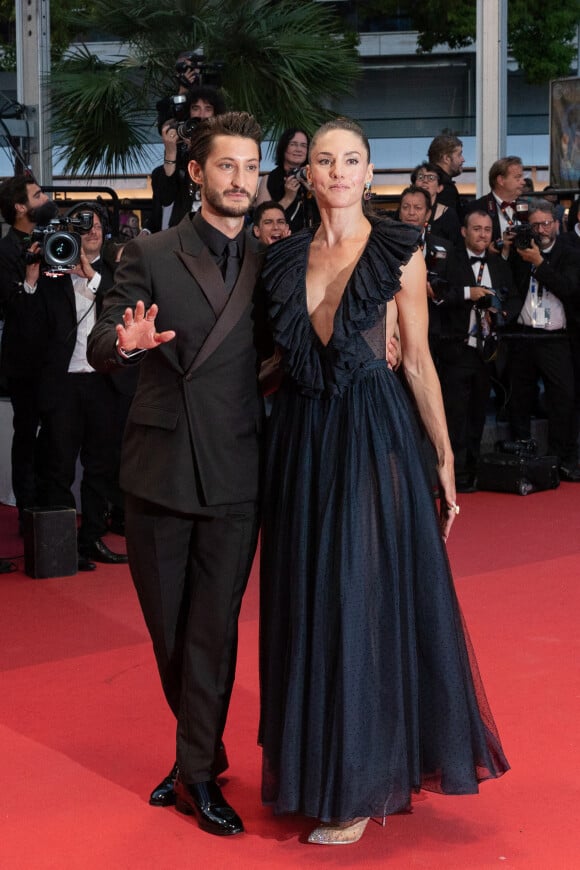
184, 373, 193, 381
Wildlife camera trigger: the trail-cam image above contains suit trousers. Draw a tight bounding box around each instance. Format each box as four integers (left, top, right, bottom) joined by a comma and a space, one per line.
508, 331, 577, 465
438, 341, 491, 478
6, 375, 43, 516
38, 371, 119, 545
125, 493, 260, 783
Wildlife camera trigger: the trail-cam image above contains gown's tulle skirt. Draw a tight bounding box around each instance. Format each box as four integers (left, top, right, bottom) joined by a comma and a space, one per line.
259, 363, 509, 823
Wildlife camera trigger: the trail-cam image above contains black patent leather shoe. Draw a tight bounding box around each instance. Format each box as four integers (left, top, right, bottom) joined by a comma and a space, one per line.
149, 762, 178, 807
79, 538, 128, 564
559, 465, 580, 482
149, 746, 229, 808
77, 555, 96, 572
174, 778, 244, 836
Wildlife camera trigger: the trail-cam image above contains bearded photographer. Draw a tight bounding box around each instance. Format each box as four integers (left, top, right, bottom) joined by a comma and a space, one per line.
146, 86, 226, 233
35, 204, 128, 569
0, 176, 55, 530
507, 200, 580, 481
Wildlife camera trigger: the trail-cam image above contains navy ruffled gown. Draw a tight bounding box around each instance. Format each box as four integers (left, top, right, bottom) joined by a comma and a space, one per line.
259, 216, 509, 823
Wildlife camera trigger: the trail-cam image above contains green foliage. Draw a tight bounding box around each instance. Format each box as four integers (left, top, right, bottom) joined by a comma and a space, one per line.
50, 47, 154, 176
0, 0, 99, 67
50, 0, 360, 176
352, 0, 579, 83
508, 0, 579, 84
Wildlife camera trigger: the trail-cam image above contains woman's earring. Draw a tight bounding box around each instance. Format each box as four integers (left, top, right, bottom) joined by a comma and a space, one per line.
364, 181, 372, 201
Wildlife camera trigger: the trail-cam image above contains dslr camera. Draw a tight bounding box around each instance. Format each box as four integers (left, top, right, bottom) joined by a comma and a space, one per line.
175, 52, 224, 88
165, 106, 202, 142
510, 223, 540, 250
26, 211, 94, 275
288, 166, 309, 184
426, 244, 449, 299
475, 286, 508, 322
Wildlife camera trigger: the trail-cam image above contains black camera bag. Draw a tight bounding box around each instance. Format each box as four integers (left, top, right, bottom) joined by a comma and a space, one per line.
476, 452, 560, 495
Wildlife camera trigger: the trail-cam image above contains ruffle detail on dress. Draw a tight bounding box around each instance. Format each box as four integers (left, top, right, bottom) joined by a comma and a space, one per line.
261, 217, 420, 397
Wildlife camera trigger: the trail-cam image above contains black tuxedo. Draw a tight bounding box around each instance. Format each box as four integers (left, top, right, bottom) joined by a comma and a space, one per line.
0, 228, 49, 516
37, 258, 121, 546
507, 238, 580, 465
437, 248, 517, 481
87, 213, 266, 783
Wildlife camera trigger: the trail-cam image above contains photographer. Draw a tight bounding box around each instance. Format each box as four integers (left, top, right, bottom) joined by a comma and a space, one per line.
438, 209, 518, 492
154, 51, 210, 132
397, 185, 453, 363
508, 200, 580, 481
467, 156, 527, 258
146, 86, 226, 232
0, 176, 55, 529
35, 204, 128, 568
255, 128, 319, 232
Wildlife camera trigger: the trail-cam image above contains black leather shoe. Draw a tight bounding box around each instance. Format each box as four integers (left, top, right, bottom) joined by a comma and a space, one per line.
174, 778, 244, 836
80, 538, 128, 564
77, 555, 96, 572
149, 745, 229, 808
559, 465, 580, 482
149, 763, 178, 807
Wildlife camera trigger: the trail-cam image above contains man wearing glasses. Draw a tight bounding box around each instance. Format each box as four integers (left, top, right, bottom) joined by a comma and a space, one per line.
508, 200, 580, 481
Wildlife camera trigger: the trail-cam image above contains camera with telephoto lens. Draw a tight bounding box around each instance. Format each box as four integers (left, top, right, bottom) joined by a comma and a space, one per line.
25, 211, 94, 275
288, 166, 309, 184
166, 113, 202, 142
174, 52, 224, 88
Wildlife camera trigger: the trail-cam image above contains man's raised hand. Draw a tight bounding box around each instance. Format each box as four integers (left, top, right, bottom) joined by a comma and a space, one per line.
115, 300, 176, 352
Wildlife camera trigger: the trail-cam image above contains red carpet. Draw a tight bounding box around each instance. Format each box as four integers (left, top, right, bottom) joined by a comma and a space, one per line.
0, 487, 579, 869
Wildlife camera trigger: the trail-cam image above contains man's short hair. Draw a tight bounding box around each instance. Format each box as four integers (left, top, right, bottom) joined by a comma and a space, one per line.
410, 162, 443, 184
528, 200, 556, 220
253, 200, 286, 227
463, 208, 491, 228
400, 185, 431, 212
0, 175, 38, 225
428, 134, 463, 165
188, 111, 262, 168
488, 156, 523, 190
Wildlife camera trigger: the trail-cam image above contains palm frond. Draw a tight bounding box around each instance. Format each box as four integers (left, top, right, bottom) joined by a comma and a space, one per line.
50, 0, 361, 175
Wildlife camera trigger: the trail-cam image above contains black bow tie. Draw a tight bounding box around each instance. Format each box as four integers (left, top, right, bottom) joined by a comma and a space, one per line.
470, 255, 486, 264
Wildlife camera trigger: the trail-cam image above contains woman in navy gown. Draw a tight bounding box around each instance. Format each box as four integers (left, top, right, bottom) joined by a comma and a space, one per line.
259, 118, 509, 846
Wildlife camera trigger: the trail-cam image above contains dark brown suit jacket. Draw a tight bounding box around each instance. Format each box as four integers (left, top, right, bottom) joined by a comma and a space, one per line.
87, 214, 266, 513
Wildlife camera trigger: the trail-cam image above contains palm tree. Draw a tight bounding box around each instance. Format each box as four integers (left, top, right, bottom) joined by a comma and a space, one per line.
50, 0, 360, 176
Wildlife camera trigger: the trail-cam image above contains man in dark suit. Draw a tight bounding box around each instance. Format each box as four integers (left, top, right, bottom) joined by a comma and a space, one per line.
427, 134, 466, 220
438, 209, 518, 491
507, 200, 580, 480
37, 205, 128, 568
468, 156, 526, 252
0, 176, 53, 529
87, 112, 266, 837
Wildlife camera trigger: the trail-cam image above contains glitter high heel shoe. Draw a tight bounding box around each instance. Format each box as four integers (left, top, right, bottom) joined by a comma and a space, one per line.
307, 817, 370, 845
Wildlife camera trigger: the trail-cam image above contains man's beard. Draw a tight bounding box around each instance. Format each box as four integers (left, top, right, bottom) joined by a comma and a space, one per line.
27, 200, 59, 225
203, 184, 253, 217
